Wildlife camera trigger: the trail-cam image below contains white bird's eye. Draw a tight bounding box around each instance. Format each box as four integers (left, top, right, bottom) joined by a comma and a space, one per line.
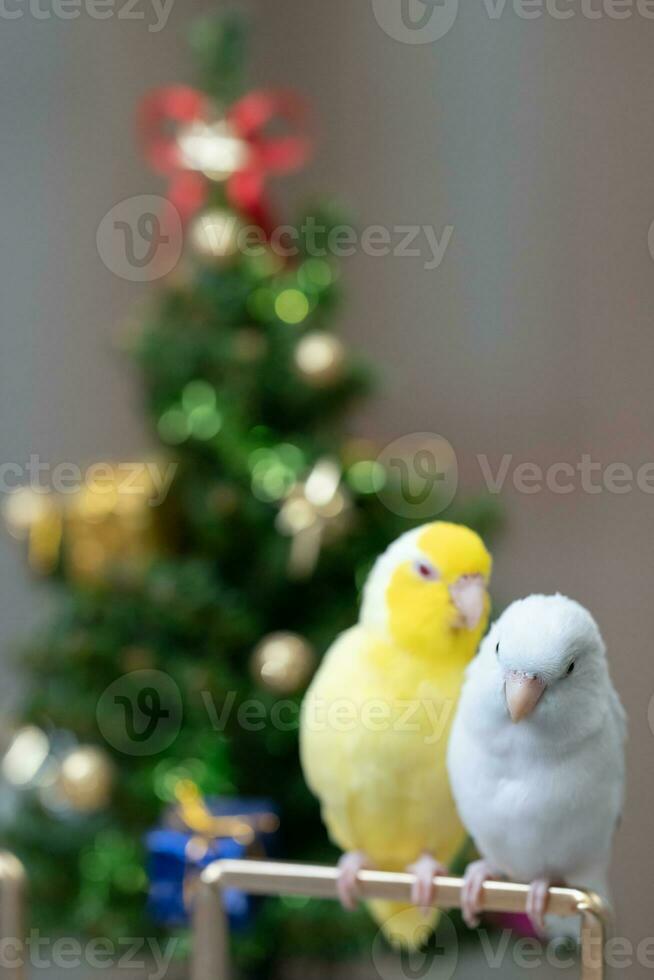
413, 559, 439, 581
495, 641, 500, 656
566, 661, 575, 675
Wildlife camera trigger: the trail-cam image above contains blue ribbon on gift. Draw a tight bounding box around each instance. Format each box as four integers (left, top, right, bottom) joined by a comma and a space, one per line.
146, 795, 279, 930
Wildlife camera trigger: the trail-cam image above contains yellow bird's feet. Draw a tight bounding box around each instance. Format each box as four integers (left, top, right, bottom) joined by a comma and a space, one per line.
407, 853, 447, 915
337, 851, 372, 911
461, 859, 502, 929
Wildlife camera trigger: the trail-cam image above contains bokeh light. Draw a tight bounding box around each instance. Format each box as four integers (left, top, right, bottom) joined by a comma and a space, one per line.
274, 289, 310, 325
188, 405, 223, 441
298, 258, 334, 289
347, 460, 387, 494
158, 409, 190, 446
182, 380, 217, 413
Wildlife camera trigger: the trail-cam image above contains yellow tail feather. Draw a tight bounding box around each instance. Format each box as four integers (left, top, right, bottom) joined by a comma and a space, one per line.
367, 899, 441, 950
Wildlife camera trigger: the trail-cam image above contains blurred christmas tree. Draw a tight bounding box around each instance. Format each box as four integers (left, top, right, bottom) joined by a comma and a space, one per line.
0, 13, 500, 976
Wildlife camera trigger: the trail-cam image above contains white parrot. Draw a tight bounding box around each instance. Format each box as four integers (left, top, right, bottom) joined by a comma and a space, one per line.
447, 593, 626, 937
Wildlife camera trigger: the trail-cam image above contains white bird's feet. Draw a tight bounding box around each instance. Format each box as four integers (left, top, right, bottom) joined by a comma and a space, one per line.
337, 851, 371, 910
461, 859, 501, 928
407, 853, 447, 914
526, 878, 552, 936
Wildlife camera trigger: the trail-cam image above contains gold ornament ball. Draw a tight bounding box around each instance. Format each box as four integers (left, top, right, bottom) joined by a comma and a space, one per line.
250, 632, 317, 694
294, 332, 346, 388
189, 209, 242, 264
58, 746, 114, 813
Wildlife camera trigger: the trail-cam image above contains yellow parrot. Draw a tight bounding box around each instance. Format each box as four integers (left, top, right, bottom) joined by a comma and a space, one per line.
300, 521, 492, 948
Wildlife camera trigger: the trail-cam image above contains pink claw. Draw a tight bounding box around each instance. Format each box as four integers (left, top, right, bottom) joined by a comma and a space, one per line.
526, 878, 551, 936
407, 853, 447, 915
336, 851, 371, 911
461, 859, 500, 929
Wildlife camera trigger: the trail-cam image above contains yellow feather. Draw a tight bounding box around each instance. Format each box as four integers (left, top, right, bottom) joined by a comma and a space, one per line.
299, 522, 492, 948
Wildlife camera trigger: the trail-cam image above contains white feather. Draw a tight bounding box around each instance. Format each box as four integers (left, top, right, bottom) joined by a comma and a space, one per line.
359, 526, 428, 636
447, 594, 626, 938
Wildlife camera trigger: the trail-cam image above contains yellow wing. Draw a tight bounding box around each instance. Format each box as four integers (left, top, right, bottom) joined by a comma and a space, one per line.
300, 625, 466, 871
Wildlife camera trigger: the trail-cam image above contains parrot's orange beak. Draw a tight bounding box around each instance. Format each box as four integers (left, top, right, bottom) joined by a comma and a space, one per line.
449, 574, 486, 630
504, 672, 546, 723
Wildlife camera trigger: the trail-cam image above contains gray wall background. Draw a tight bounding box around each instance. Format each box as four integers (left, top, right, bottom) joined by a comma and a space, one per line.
1, 0, 653, 970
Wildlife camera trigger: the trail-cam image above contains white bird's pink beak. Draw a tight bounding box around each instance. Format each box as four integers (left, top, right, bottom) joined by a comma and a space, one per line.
505, 672, 546, 723
449, 575, 486, 630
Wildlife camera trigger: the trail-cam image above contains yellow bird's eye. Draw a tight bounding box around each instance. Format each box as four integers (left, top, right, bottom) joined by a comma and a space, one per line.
413, 559, 439, 582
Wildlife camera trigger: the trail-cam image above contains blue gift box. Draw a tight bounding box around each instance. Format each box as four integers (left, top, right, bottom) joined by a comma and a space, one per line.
146, 788, 279, 930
